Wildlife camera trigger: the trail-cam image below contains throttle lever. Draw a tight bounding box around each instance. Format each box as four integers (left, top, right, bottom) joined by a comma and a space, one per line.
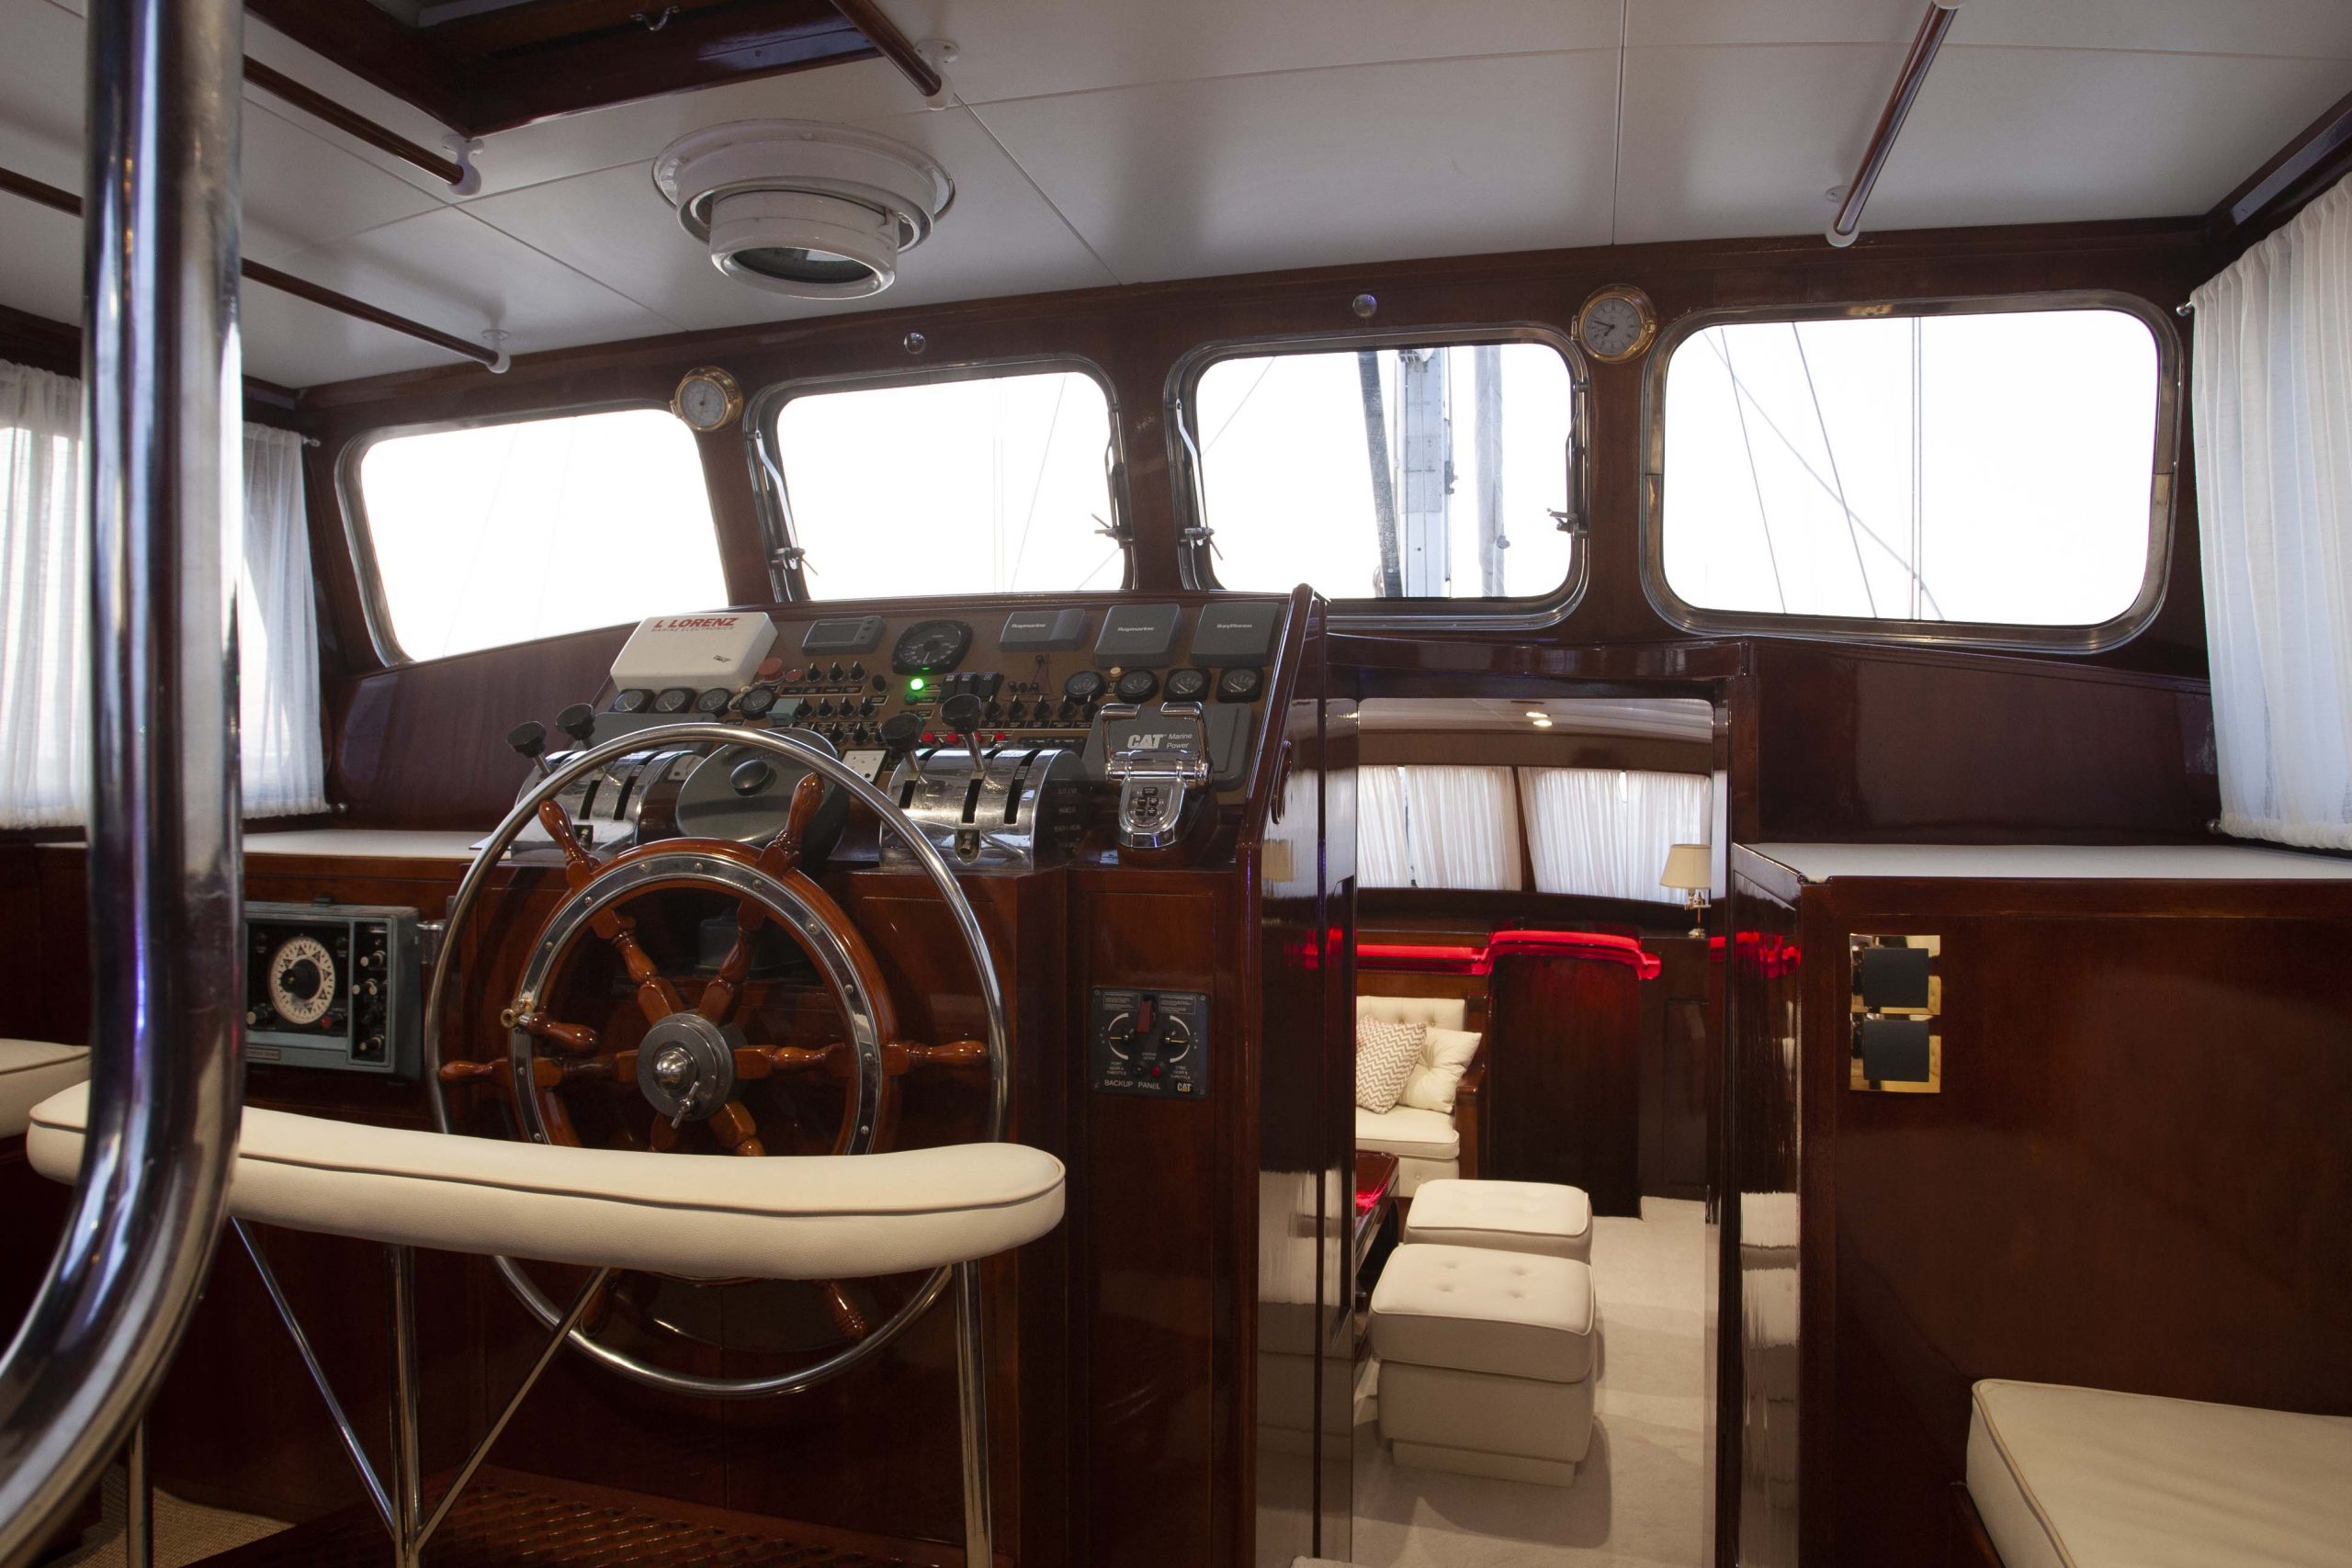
940, 693, 988, 779
877, 710, 927, 784
556, 703, 598, 749
507, 720, 550, 778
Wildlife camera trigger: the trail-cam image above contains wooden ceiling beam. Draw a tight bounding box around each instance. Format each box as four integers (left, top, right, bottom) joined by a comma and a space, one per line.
2204, 85, 2352, 265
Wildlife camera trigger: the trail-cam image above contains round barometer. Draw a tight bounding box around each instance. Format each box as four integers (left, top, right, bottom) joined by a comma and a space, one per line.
1575, 286, 1658, 365
671, 366, 744, 432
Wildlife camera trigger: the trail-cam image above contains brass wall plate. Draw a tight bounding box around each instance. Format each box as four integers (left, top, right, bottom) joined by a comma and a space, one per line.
1849, 933, 1942, 1093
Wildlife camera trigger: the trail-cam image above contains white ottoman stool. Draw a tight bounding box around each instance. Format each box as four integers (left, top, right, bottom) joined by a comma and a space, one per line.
1370, 1243, 1597, 1485
1403, 1177, 1592, 1263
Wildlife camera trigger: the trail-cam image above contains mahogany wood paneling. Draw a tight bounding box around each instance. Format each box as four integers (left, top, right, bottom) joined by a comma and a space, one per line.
1485, 948, 1645, 1215
1641, 935, 1717, 1201
1751, 641, 2219, 843
1786, 874, 2352, 1568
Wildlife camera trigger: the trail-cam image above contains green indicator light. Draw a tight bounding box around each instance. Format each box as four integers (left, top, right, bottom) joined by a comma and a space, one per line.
908, 676, 927, 693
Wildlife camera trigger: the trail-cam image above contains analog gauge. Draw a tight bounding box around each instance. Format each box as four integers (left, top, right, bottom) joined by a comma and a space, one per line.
1216, 667, 1265, 704
695, 687, 733, 715
738, 685, 776, 719
1163, 668, 1210, 703
610, 687, 652, 714
1114, 669, 1160, 704
890, 618, 973, 675
652, 686, 696, 714
267, 935, 337, 1027
1576, 286, 1658, 365
671, 366, 743, 432
1062, 669, 1106, 704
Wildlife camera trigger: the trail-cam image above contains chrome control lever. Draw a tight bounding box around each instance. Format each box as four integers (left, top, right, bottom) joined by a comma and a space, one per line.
941, 693, 989, 780
1100, 703, 1212, 852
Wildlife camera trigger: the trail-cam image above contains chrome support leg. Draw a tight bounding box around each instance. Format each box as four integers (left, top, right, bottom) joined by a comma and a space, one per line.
953, 1260, 992, 1568
234, 1223, 393, 1537
386, 1246, 424, 1568
123, 1422, 153, 1568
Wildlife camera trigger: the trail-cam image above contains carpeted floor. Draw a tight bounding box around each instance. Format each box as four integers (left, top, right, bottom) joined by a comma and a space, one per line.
1343, 1198, 1710, 1568
47, 1466, 290, 1568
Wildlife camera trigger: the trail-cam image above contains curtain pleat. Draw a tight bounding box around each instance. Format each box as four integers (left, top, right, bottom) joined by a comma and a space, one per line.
1519, 767, 1713, 903
2191, 175, 2352, 850
0, 358, 326, 827
1357, 765, 1520, 890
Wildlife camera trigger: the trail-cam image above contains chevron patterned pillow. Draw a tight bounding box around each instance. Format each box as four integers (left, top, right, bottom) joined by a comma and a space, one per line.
1355, 1017, 1429, 1115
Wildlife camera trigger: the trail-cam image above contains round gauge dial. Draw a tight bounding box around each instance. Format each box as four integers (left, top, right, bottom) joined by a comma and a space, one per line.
1576, 286, 1658, 365
694, 687, 733, 715
1062, 669, 1106, 704
652, 686, 696, 714
267, 935, 337, 1027
1114, 669, 1159, 704
610, 687, 652, 713
1163, 668, 1210, 702
890, 618, 973, 674
738, 685, 776, 719
671, 366, 743, 432
1216, 666, 1264, 704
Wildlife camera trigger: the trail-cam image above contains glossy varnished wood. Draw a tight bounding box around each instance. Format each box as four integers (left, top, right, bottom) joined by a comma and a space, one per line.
1485, 945, 1645, 1215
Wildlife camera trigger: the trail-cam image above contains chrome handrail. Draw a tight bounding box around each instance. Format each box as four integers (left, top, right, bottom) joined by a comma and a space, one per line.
0, 2, 245, 1561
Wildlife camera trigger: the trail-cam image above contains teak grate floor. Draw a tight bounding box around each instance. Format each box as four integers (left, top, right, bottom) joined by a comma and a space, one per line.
197, 1471, 960, 1568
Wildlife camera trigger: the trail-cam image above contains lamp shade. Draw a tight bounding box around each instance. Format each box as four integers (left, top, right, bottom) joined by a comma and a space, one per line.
1660, 842, 1712, 891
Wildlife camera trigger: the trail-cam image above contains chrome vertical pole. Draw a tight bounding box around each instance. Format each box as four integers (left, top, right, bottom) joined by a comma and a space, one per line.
123, 1424, 153, 1568
953, 1260, 993, 1568
0, 0, 245, 1561
386, 1246, 424, 1568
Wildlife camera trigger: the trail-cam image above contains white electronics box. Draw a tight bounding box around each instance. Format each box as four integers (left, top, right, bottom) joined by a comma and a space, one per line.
611, 612, 778, 688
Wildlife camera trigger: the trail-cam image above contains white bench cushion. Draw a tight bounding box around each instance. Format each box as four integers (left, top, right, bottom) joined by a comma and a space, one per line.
1968, 1380, 2352, 1568
1381, 1360, 1595, 1472
0, 1041, 89, 1140
1354, 1104, 1458, 1161
28, 1083, 1063, 1281
1404, 1178, 1592, 1262
1370, 1243, 1594, 1384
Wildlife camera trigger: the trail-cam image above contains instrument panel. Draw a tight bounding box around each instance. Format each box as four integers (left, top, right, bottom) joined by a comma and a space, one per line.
535, 595, 1293, 870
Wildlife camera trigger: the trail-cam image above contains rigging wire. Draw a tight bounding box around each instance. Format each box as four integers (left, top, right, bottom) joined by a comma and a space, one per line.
1790, 321, 1877, 617
1713, 334, 1788, 614
1002, 375, 1069, 590
1202, 356, 1277, 453
1709, 333, 1947, 620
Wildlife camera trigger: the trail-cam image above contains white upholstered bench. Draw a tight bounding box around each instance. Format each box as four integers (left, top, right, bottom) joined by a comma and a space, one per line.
0, 1040, 88, 1140
1369, 1243, 1597, 1485
1401, 1177, 1592, 1263
1966, 1379, 2352, 1568
28, 1082, 1064, 1568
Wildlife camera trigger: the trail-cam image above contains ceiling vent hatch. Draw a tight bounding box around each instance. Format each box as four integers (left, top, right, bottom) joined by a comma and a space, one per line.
653, 120, 953, 300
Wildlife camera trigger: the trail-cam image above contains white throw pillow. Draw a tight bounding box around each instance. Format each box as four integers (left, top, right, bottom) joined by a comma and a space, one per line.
1355, 1018, 1428, 1115
1399, 1026, 1482, 1113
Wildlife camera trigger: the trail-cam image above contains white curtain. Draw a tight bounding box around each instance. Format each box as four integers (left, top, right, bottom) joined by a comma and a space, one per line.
1357, 765, 1521, 889
1520, 767, 1713, 902
2190, 176, 2352, 849
0, 359, 326, 828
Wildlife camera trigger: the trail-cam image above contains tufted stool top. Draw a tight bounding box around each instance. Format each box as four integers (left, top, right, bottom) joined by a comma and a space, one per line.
1403, 1177, 1593, 1262
1368, 1243, 1595, 1383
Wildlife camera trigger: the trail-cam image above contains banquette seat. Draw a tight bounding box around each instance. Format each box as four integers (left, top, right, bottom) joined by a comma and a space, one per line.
1353, 995, 1486, 1198
1964, 1379, 2352, 1567
0, 1040, 89, 1139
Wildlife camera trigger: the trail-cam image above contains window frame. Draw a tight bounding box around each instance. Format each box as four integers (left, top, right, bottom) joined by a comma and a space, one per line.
1638, 290, 2182, 654
745, 353, 1134, 602
337, 398, 712, 666
1165, 323, 1593, 630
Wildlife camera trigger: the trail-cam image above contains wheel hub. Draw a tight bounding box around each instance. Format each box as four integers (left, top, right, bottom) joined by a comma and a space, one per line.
634, 1012, 741, 1123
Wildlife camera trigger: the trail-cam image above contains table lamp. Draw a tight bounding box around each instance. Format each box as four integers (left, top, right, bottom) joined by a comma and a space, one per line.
1661, 842, 1713, 937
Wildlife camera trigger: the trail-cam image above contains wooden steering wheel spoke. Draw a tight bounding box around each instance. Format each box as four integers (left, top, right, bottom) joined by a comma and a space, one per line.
883, 1038, 989, 1077
514, 1011, 600, 1055
817, 1281, 869, 1341
707, 1100, 765, 1157
732, 1043, 838, 1081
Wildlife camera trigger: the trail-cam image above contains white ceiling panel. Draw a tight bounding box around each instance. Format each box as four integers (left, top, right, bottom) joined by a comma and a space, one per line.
263, 208, 675, 368
466, 107, 1117, 331
1614, 42, 1905, 243
240, 103, 447, 264
235, 286, 461, 389
0, 192, 86, 333
872, 0, 1623, 106
974, 51, 1624, 282
1631, 0, 2352, 57
1863, 46, 2352, 230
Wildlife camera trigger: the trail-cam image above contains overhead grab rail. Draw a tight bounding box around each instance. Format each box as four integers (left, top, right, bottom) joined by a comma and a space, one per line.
1826, 0, 1964, 248
0, 165, 508, 372
244, 58, 480, 194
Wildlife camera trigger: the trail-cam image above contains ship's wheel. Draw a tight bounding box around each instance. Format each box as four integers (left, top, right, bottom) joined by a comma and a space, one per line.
424, 723, 1009, 1397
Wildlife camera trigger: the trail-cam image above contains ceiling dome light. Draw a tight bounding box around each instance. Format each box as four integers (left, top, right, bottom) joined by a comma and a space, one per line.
652, 120, 953, 300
